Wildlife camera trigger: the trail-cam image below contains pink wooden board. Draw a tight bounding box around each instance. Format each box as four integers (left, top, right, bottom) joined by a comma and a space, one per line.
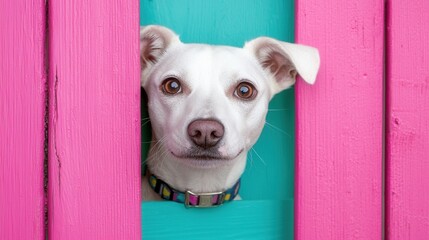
0, 1, 46, 239
47, 1, 141, 239
386, 0, 429, 239
295, 0, 384, 239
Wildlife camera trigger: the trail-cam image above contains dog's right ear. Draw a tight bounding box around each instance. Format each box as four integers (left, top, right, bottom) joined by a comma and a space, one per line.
140, 25, 180, 77
244, 37, 320, 96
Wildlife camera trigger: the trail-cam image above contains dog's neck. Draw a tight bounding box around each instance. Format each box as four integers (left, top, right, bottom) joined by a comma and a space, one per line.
144, 139, 247, 196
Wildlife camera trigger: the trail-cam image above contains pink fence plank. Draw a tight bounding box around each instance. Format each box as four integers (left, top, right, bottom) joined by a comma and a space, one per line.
295, 0, 384, 239
0, 1, 46, 239
47, 1, 141, 239
386, 1, 429, 239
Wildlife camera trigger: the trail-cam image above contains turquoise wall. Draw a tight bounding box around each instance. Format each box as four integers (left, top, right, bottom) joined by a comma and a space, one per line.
141, 0, 295, 238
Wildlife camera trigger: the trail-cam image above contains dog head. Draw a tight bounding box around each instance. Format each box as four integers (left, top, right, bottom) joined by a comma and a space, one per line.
140, 25, 319, 193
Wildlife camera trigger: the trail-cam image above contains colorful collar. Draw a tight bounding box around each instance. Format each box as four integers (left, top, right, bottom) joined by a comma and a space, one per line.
148, 173, 240, 208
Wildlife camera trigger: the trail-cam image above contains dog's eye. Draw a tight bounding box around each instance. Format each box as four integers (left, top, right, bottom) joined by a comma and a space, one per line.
234, 82, 257, 100
161, 77, 182, 95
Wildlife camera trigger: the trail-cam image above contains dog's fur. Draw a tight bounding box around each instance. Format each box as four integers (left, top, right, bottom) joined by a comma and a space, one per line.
140, 25, 319, 201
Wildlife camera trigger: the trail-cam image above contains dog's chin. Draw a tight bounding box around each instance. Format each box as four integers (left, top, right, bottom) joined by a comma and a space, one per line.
170, 149, 243, 169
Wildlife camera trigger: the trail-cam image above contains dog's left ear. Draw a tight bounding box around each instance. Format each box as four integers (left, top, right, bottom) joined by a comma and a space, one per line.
244, 37, 320, 95
140, 25, 181, 86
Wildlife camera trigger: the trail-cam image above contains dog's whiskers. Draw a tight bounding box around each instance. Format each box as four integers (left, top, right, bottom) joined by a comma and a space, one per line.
248, 148, 254, 168
142, 136, 167, 165
151, 145, 170, 172
265, 121, 291, 138
158, 149, 170, 172
251, 147, 266, 166
151, 136, 166, 150
268, 108, 290, 112
144, 148, 168, 166
141, 119, 151, 127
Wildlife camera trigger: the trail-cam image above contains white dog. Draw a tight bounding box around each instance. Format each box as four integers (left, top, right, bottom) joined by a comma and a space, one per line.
140, 25, 319, 207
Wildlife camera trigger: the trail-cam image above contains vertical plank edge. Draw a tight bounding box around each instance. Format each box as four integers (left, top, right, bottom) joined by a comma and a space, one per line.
386, 1, 429, 239
295, 0, 384, 239
48, 0, 141, 239
0, 0, 47, 239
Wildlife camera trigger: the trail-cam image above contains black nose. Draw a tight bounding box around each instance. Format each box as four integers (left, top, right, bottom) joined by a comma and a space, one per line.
187, 119, 224, 149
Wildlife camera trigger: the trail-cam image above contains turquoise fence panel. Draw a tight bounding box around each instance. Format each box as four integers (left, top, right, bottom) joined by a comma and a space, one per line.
141, 0, 295, 239
143, 200, 293, 240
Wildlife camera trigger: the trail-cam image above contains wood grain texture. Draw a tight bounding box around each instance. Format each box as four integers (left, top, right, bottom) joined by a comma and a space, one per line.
295, 0, 384, 239
47, 1, 141, 239
386, 1, 429, 239
0, 1, 46, 239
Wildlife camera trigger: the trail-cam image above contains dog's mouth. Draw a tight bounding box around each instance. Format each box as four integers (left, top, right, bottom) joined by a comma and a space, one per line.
170, 148, 243, 168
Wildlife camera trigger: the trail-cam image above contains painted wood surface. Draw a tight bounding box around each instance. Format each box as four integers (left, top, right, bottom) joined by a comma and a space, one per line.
143, 200, 293, 240
386, 1, 429, 239
47, 1, 141, 239
0, 1, 46, 239
295, 0, 384, 239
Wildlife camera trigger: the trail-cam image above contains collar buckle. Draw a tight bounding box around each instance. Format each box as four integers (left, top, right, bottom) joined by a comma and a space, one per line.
185, 190, 225, 208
